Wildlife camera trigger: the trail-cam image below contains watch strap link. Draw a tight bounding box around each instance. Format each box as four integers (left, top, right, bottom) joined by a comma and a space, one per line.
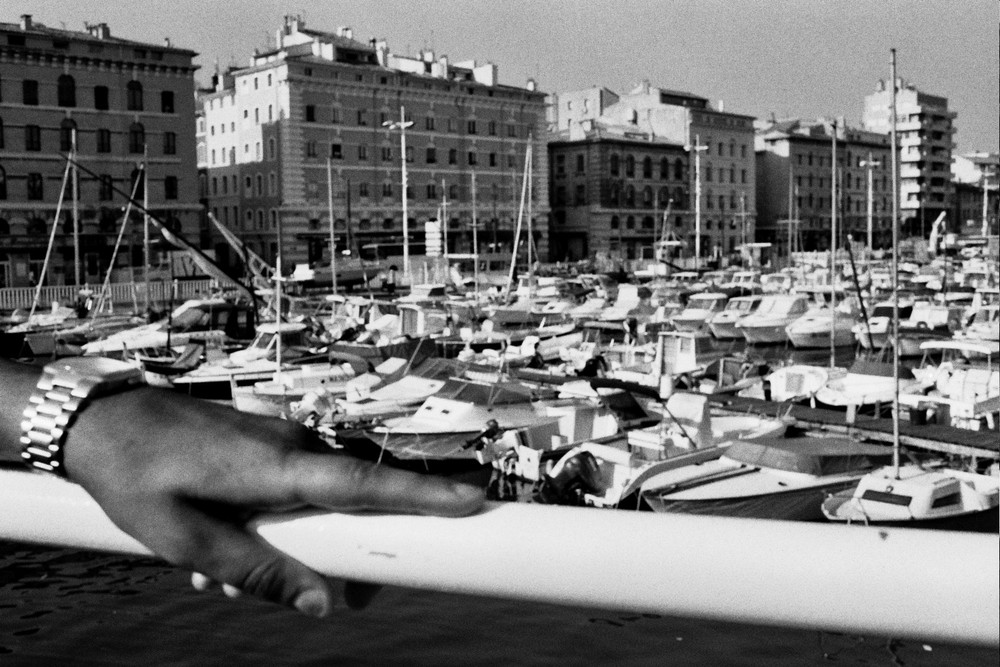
20, 372, 101, 476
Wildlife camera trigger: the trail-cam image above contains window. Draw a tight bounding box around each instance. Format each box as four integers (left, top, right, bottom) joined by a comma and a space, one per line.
405, 146, 414, 163
0, 167, 6, 200
268, 173, 276, 195
23, 80, 39, 105
357, 110, 367, 126
305, 105, 316, 122
577, 154, 586, 174
0, 118, 4, 149
625, 155, 635, 177
382, 182, 393, 197
97, 128, 111, 153
468, 151, 477, 165
674, 158, 684, 180
556, 155, 565, 176
164, 176, 178, 200
488, 121, 497, 135
128, 123, 145, 153
718, 142, 724, 155
610, 154, 620, 176
357, 144, 367, 160
330, 143, 342, 159
126, 81, 143, 111
268, 138, 277, 160
27, 173, 44, 200
467, 120, 477, 134
489, 153, 497, 167
244, 176, 253, 196
330, 106, 340, 124
427, 182, 437, 200
381, 146, 392, 161
642, 157, 653, 178
359, 182, 369, 198
574, 184, 586, 205
448, 149, 458, 165
256, 174, 263, 196
161, 91, 175, 113
426, 147, 437, 164
255, 108, 260, 124
306, 141, 317, 157
158, 129, 176, 155
57, 75, 76, 107
25, 124, 41, 151
425, 117, 435, 130
60, 119, 76, 151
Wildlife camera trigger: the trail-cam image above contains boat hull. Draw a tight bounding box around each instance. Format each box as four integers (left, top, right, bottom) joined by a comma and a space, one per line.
643, 480, 859, 521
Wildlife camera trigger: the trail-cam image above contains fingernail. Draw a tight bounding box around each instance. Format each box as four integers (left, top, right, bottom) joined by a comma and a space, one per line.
294, 589, 330, 618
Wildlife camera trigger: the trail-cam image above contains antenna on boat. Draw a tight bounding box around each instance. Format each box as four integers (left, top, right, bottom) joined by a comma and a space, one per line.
890, 48, 902, 479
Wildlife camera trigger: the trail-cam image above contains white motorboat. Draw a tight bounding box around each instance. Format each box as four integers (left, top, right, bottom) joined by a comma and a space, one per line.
707, 295, 761, 340
852, 298, 914, 350
822, 463, 999, 532
639, 435, 892, 521
169, 321, 325, 401
813, 359, 922, 410
735, 294, 810, 344
671, 292, 729, 335
899, 340, 999, 430
785, 300, 860, 349
80, 299, 256, 358
740, 364, 835, 403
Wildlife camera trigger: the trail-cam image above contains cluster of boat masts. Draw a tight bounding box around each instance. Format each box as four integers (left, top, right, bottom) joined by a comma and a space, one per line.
2, 251, 998, 532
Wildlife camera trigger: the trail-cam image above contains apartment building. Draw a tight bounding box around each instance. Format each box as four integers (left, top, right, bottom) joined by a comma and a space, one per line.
548, 119, 689, 261
862, 78, 956, 237
0, 15, 200, 288
755, 118, 893, 256
551, 82, 755, 262
198, 16, 549, 271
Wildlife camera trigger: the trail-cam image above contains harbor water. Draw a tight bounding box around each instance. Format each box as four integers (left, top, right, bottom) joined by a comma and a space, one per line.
1, 541, 996, 666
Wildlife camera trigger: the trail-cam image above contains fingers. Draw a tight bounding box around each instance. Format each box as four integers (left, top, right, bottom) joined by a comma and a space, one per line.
285, 451, 486, 517
152, 501, 334, 618
192, 573, 383, 611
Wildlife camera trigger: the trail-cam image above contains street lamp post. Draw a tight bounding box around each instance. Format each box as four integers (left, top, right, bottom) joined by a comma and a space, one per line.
688, 134, 708, 271
383, 106, 414, 284
860, 152, 881, 256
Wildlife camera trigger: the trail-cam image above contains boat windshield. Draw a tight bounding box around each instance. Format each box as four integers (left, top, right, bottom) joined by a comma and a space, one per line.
162, 308, 210, 332
251, 332, 276, 350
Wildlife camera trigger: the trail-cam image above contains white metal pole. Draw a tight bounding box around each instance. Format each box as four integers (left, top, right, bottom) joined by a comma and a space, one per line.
890, 48, 901, 477
143, 149, 151, 316
693, 134, 705, 271
72, 129, 81, 289
327, 157, 338, 296
400, 106, 410, 285
0, 470, 995, 647
472, 170, 480, 299
830, 120, 838, 368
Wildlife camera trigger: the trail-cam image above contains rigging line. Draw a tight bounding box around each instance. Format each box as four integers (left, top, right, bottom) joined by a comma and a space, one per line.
92, 168, 144, 319
28, 157, 73, 321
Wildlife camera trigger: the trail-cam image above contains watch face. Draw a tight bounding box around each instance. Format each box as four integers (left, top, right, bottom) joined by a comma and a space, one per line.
49, 357, 143, 383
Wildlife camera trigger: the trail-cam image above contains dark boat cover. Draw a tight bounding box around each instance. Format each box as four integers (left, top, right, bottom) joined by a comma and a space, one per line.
724, 437, 892, 476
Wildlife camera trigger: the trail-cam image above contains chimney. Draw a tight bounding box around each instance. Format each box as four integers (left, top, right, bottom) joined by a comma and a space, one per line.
87, 23, 111, 39
526, 78, 537, 92
164, 37, 172, 48
20, 14, 32, 31
337, 26, 353, 40
718, 99, 725, 112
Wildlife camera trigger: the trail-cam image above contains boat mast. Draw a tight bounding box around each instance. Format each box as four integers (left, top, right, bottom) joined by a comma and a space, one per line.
143, 146, 151, 318
830, 119, 838, 368
890, 48, 901, 478
504, 142, 531, 303
28, 158, 72, 321
71, 128, 81, 289
527, 139, 534, 297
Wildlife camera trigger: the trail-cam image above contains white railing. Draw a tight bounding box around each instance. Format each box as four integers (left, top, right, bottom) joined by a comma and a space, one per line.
0, 279, 226, 312
0, 468, 996, 646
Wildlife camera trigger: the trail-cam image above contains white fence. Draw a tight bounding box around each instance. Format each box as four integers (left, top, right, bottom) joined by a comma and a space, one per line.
0, 279, 225, 312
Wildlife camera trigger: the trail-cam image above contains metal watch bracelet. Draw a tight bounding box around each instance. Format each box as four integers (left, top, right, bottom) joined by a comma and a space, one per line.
20, 373, 103, 477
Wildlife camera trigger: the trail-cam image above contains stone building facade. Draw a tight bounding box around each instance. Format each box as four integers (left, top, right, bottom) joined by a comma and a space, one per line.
0, 15, 200, 288
198, 16, 549, 272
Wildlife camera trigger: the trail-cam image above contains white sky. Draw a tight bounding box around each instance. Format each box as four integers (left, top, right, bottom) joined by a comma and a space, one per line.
6, 0, 998, 154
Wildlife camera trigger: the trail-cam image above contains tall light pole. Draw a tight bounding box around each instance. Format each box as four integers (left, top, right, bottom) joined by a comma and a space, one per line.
383, 106, 414, 284
326, 157, 338, 295
860, 152, 881, 256
688, 134, 708, 271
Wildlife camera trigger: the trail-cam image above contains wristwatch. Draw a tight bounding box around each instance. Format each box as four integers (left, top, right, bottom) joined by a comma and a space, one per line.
21, 357, 144, 477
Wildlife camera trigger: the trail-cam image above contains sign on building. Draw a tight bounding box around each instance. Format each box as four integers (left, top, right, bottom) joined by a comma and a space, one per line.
425, 220, 442, 257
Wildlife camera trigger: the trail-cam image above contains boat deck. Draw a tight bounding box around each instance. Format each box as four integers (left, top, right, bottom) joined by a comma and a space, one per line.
706, 394, 1000, 460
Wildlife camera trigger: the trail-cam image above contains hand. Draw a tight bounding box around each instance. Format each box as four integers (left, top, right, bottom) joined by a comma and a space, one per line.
64, 386, 485, 617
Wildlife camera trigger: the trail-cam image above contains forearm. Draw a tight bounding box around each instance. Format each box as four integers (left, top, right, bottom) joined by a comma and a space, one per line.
0, 358, 42, 465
